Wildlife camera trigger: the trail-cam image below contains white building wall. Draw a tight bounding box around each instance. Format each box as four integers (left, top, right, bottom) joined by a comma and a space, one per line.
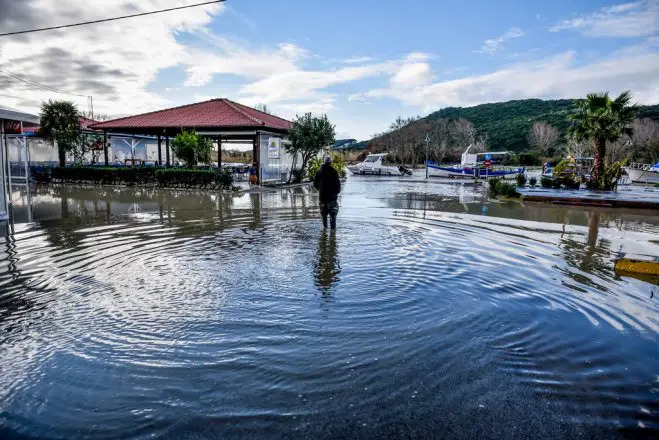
259, 133, 299, 183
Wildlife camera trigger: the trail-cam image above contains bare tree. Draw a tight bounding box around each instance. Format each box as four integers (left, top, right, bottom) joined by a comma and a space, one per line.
606, 136, 633, 163
472, 135, 488, 153
527, 121, 560, 157
564, 136, 593, 158
389, 116, 407, 161
430, 118, 451, 162
632, 118, 659, 163
452, 118, 476, 150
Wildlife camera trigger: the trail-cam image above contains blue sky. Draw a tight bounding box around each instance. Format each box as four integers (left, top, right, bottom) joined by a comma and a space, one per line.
1, 0, 658, 139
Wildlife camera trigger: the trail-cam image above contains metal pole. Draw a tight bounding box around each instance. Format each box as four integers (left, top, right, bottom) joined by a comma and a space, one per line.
5, 131, 11, 189
424, 133, 430, 179
165, 136, 170, 167
23, 133, 29, 184
157, 135, 162, 166
218, 136, 222, 168
103, 131, 109, 165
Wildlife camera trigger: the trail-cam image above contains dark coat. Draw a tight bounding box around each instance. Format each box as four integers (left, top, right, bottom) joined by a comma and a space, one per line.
313, 163, 341, 202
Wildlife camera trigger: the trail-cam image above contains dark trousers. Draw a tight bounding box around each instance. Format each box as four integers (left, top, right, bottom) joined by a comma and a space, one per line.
319, 200, 339, 229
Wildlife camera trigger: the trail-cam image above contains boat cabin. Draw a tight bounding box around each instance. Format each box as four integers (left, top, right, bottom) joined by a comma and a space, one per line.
461, 146, 508, 167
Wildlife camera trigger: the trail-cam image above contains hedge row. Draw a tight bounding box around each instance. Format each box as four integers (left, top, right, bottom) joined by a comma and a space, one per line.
51, 167, 157, 185
46, 166, 234, 189
155, 169, 233, 189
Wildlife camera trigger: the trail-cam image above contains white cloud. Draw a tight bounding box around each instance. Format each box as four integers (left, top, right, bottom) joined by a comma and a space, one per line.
351, 43, 659, 111
181, 36, 306, 87
391, 62, 434, 88
342, 56, 374, 64
236, 61, 399, 107
0, 0, 224, 115
550, 0, 659, 37
0, 1, 396, 122
476, 27, 525, 54
276, 97, 337, 115
405, 52, 434, 62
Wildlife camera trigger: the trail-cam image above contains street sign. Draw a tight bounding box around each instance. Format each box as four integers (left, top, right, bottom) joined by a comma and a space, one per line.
484, 160, 492, 168
485, 153, 492, 160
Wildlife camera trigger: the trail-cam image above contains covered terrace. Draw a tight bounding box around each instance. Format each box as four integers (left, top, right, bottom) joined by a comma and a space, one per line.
90, 99, 294, 183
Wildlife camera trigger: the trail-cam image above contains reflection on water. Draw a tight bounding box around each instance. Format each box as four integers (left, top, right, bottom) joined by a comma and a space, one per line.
314, 231, 341, 295
0, 179, 658, 439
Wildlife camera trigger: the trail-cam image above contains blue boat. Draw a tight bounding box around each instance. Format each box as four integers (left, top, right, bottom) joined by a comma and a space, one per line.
426, 146, 523, 179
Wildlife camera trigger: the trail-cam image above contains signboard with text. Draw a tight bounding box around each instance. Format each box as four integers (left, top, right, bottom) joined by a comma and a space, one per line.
267, 138, 281, 159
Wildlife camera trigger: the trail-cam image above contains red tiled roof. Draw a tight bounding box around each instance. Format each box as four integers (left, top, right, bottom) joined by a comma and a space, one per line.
89, 98, 292, 132
79, 116, 100, 130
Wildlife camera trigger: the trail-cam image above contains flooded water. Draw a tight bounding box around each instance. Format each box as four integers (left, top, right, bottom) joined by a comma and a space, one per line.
1, 178, 658, 439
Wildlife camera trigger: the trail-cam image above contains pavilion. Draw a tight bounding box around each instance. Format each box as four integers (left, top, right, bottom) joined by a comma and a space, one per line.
90, 99, 295, 184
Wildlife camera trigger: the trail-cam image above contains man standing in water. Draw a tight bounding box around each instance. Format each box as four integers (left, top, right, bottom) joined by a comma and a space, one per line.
313, 156, 341, 230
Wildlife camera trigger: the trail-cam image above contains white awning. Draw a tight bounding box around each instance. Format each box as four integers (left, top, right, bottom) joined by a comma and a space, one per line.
0, 105, 40, 125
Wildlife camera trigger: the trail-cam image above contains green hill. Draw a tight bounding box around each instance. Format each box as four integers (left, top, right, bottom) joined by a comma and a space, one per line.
362, 98, 659, 153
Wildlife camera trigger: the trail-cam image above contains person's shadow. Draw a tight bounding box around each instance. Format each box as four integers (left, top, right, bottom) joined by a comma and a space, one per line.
314, 231, 341, 298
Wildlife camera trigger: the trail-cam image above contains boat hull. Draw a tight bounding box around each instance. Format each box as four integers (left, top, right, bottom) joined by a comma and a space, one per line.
347, 165, 406, 176
427, 164, 524, 179
624, 167, 659, 184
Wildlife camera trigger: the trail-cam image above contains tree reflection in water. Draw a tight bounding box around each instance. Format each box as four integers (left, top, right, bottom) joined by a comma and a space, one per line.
314, 231, 341, 298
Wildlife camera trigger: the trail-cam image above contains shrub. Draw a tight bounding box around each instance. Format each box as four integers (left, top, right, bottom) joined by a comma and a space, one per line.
309, 153, 348, 181
489, 178, 520, 198
586, 158, 628, 191
529, 177, 537, 187
171, 131, 212, 166
155, 169, 233, 189
488, 178, 502, 197
516, 173, 527, 187
50, 166, 157, 185
540, 176, 553, 188
307, 157, 322, 181
332, 152, 347, 178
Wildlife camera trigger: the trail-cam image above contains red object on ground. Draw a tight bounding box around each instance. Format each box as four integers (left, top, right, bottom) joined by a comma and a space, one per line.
89, 98, 292, 132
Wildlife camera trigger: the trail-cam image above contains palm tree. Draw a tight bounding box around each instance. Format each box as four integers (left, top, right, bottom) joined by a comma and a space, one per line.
568, 91, 638, 189
40, 100, 81, 167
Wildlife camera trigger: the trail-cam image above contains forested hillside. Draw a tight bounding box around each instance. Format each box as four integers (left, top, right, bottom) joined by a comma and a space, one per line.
362, 98, 659, 156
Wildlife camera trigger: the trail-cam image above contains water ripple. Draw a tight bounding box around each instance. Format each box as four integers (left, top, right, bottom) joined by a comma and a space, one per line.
0, 183, 657, 439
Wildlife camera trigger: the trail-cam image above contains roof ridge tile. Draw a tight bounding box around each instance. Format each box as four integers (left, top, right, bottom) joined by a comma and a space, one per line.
222, 99, 264, 125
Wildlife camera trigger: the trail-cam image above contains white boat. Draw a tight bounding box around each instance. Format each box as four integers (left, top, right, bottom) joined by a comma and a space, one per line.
347, 153, 412, 176
427, 146, 523, 179
623, 162, 659, 184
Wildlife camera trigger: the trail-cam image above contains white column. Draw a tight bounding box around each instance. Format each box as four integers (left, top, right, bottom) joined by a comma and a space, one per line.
24, 134, 29, 184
